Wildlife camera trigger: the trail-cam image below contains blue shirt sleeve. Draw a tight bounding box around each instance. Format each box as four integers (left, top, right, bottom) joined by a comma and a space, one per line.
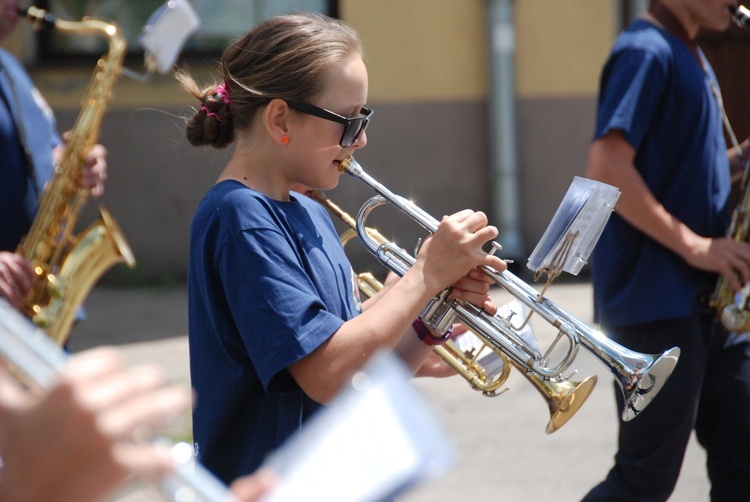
219, 225, 345, 390
595, 47, 669, 151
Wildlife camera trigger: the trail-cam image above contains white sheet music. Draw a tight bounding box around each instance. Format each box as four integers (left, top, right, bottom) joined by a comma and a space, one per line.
527, 176, 620, 276
139, 0, 201, 74
260, 352, 455, 502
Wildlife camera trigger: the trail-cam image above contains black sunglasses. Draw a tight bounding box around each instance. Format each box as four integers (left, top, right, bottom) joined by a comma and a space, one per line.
285, 99, 373, 148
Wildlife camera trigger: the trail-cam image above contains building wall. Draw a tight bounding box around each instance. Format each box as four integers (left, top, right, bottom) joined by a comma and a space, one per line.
9, 1, 617, 283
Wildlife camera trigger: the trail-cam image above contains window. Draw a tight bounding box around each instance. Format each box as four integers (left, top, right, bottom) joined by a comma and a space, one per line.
36, 0, 337, 59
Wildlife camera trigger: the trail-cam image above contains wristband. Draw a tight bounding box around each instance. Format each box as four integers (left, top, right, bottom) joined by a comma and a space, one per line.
412, 318, 453, 346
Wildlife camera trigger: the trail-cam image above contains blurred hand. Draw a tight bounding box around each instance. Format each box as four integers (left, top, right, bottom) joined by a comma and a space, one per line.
0, 347, 190, 502
0, 251, 34, 308
230, 468, 277, 501
682, 235, 750, 291
54, 134, 108, 198
82, 143, 108, 198
414, 349, 457, 378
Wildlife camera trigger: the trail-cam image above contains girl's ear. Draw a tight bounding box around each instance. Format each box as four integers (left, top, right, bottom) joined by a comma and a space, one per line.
263, 98, 292, 145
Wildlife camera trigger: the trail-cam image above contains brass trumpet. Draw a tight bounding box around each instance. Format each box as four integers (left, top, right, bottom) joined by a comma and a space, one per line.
338, 156, 680, 421
308, 189, 597, 433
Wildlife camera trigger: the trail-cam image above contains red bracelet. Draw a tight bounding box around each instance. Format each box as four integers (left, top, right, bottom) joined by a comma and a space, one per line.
412, 318, 453, 346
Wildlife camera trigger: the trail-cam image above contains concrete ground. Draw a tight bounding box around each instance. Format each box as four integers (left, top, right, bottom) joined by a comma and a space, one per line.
67, 281, 710, 502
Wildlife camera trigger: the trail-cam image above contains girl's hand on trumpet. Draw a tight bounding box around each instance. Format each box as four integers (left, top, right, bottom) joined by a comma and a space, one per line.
413, 209, 507, 295
449, 267, 500, 316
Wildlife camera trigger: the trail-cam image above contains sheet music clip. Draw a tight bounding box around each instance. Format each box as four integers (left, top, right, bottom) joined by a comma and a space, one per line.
123, 0, 201, 81
527, 176, 620, 293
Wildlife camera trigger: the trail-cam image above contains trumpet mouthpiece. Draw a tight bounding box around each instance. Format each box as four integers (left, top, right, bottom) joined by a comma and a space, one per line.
340, 156, 356, 174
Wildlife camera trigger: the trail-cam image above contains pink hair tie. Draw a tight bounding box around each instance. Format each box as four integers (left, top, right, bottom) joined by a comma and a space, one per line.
201, 105, 222, 121
214, 83, 231, 105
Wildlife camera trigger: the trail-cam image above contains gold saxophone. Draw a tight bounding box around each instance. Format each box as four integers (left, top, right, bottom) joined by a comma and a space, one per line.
308, 189, 597, 433
16, 7, 135, 345
709, 4, 750, 332
709, 168, 750, 331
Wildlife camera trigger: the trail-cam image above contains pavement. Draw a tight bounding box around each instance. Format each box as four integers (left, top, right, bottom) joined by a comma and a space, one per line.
66, 281, 710, 502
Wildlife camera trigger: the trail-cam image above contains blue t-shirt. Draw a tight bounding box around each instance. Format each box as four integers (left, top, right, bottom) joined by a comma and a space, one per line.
591, 19, 731, 328
188, 181, 361, 483
0, 48, 59, 251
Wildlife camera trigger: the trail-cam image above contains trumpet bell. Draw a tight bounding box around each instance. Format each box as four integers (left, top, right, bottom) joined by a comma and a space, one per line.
544, 374, 598, 434
620, 346, 680, 421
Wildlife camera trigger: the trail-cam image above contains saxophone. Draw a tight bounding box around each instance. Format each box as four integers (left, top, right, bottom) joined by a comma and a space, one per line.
707, 5, 750, 332
16, 7, 135, 345
709, 167, 750, 331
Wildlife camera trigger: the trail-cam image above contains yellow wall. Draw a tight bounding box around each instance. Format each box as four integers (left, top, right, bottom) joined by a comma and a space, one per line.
341, 0, 488, 102
342, 0, 616, 102
516, 0, 616, 98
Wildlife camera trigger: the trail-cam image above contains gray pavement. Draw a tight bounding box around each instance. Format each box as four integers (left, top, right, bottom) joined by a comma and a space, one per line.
68, 281, 710, 501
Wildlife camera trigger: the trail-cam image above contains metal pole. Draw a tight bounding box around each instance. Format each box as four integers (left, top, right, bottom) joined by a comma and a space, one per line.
487, 0, 524, 261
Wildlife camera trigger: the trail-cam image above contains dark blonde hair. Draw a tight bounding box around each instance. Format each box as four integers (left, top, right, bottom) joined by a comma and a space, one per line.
179, 12, 363, 149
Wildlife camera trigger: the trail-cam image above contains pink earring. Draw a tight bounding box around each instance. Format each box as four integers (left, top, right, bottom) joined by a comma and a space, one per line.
281, 135, 290, 144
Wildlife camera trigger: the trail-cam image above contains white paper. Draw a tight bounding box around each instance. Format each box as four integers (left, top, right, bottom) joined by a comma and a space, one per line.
139, 0, 201, 74
527, 176, 620, 276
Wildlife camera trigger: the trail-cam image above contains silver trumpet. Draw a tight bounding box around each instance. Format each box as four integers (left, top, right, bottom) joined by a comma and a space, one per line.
339, 156, 680, 421
0, 299, 237, 502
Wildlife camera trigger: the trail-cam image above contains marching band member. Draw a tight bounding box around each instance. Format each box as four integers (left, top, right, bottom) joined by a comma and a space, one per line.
583, 1, 750, 500
179, 12, 506, 484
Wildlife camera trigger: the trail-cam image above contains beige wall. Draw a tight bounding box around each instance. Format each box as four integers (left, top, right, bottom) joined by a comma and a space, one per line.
516, 1, 615, 98
342, 0, 488, 102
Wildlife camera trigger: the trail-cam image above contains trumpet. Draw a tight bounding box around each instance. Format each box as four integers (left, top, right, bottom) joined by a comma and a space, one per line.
338, 156, 680, 421
308, 189, 598, 433
0, 299, 237, 502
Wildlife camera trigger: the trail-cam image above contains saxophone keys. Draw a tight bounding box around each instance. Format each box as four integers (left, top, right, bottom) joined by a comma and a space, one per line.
45, 273, 63, 299
31, 305, 50, 328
